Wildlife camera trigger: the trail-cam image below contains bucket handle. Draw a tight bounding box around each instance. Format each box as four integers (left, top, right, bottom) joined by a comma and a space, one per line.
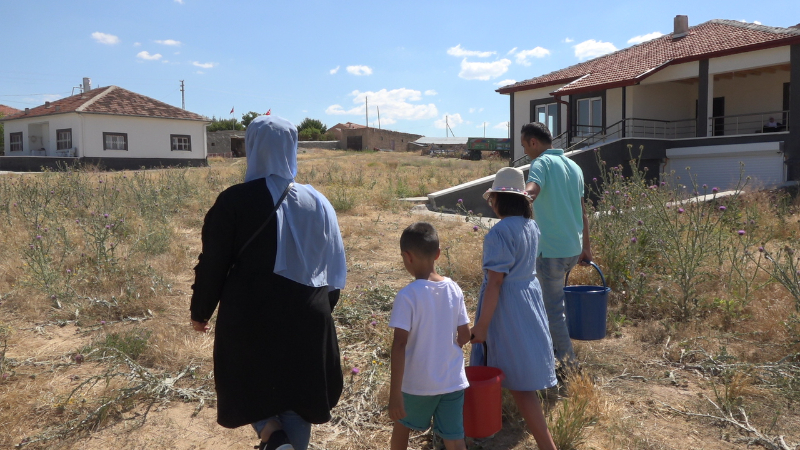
564, 261, 607, 288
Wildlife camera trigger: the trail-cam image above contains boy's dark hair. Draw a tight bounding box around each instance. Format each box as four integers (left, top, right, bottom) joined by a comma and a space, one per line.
520, 122, 552, 145
492, 192, 533, 219
400, 222, 439, 257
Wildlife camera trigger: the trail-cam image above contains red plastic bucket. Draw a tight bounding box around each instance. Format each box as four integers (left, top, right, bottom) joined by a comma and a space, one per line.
463, 365, 505, 438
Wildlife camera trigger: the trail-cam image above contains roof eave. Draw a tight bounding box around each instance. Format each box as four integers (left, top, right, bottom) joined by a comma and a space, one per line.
79, 111, 209, 122
548, 36, 800, 97
496, 76, 584, 95
3, 110, 209, 123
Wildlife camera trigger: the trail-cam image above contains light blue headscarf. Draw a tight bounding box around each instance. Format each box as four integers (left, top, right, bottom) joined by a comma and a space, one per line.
244, 115, 346, 291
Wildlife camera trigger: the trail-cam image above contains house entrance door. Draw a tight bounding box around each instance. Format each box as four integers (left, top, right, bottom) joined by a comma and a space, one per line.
783, 83, 790, 126
712, 97, 725, 136
230, 138, 244, 157
347, 136, 362, 151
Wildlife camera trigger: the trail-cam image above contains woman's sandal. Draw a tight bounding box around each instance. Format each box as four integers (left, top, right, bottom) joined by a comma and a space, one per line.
254, 429, 293, 450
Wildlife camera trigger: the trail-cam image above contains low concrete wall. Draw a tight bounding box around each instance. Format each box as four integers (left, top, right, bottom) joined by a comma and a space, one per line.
0, 156, 207, 172
298, 141, 339, 150
428, 165, 531, 218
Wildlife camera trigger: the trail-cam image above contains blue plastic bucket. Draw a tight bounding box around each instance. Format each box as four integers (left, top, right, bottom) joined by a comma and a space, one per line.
564, 262, 610, 341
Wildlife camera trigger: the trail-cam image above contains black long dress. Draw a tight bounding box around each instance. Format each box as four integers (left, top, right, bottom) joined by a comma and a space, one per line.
190, 179, 343, 428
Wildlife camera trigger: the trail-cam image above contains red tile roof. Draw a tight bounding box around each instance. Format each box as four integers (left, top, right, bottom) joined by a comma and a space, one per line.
1, 86, 208, 122
498, 19, 800, 96
0, 104, 21, 116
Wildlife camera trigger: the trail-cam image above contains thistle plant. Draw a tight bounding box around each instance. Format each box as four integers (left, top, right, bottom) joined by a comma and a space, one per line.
589, 145, 750, 320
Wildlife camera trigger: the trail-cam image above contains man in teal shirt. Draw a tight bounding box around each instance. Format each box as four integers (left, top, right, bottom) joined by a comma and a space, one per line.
522, 122, 593, 368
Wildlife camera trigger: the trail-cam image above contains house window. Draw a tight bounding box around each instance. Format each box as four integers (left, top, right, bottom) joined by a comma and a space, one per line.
10, 132, 23, 152
535, 103, 559, 136
103, 132, 128, 151
170, 134, 191, 151
56, 129, 72, 150
577, 97, 602, 136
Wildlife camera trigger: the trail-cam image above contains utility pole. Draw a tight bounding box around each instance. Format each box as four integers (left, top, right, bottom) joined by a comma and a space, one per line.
484, 122, 486, 137
446, 115, 449, 137
180, 80, 185, 109
377, 105, 381, 129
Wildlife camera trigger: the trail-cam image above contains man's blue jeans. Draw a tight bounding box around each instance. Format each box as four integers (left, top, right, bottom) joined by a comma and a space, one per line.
252, 410, 312, 450
536, 255, 579, 365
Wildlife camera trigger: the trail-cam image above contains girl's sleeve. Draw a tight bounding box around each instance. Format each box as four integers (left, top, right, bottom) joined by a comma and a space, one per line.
190, 191, 237, 322
482, 227, 514, 275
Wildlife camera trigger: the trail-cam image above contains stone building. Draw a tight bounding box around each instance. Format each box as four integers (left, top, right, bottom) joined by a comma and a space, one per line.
206, 130, 246, 157
339, 126, 422, 151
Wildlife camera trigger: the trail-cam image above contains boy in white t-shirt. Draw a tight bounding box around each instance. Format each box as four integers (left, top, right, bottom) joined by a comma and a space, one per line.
388, 222, 471, 450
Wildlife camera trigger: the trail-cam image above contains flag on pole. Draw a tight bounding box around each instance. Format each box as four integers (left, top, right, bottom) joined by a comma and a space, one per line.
230, 107, 234, 115
265, 109, 271, 115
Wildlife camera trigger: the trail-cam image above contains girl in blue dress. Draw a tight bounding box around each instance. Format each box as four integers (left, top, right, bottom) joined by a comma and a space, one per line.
470, 167, 557, 450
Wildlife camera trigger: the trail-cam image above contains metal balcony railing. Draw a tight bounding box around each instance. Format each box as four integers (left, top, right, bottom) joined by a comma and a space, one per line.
708, 110, 789, 136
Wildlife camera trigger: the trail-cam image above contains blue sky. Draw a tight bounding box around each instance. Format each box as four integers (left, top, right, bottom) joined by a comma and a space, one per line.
2, 0, 798, 138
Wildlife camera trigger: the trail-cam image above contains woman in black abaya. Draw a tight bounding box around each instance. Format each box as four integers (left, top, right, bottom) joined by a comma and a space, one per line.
190, 115, 347, 450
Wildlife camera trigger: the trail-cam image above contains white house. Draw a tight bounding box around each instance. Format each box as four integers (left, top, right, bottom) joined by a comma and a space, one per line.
499, 17, 800, 190
1, 80, 210, 171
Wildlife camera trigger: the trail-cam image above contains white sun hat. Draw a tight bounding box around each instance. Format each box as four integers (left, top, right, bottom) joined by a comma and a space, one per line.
483, 167, 532, 201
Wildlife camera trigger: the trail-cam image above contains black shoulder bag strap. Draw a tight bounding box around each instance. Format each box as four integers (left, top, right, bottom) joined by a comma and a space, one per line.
231, 182, 294, 268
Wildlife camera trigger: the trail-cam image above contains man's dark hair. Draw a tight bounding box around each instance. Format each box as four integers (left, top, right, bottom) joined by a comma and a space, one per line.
400, 222, 439, 257
520, 122, 552, 145
492, 192, 532, 219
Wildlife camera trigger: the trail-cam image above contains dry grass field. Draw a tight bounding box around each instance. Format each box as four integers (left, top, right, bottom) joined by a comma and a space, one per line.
0, 148, 799, 450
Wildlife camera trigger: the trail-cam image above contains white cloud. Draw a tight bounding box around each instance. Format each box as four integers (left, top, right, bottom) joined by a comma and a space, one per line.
447, 44, 495, 58
574, 39, 617, 60
325, 88, 438, 124
564, 38, 574, 43
175, 0, 184, 4
196, 71, 204, 74
515, 47, 550, 66
162, 60, 169, 64
192, 61, 217, 69
346, 65, 373, 76
133, 42, 141, 47
136, 51, 163, 61
424, 90, 437, 96
458, 58, 511, 80
468, 107, 484, 113
507, 47, 518, 55
92, 32, 119, 45
494, 121, 510, 130
477, 121, 490, 128
174, 51, 180, 55
627, 31, 664, 45
434, 113, 464, 129
495, 79, 517, 87
329, 66, 340, 74
155, 39, 182, 46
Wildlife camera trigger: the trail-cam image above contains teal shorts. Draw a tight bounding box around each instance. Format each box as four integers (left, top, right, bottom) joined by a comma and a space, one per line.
399, 390, 465, 440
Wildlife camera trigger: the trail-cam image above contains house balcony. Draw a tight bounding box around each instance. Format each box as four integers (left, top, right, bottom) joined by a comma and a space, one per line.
709, 110, 789, 136
568, 110, 790, 151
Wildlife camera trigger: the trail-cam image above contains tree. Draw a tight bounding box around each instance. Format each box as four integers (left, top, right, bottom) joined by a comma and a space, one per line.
298, 128, 322, 141
241, 111, 260, 128
297, 118, 327, 134
207, 116, 244, 132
